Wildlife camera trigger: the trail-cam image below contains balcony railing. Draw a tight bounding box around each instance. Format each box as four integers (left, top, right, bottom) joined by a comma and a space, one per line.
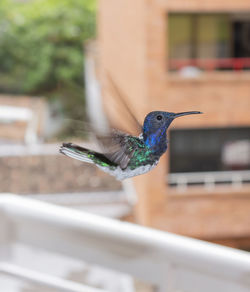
1, 194, 250, 292
168, 170, 250, 191
169, 58, 250, 71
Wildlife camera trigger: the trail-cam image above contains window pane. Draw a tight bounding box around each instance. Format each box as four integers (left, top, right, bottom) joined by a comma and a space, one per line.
169, 14, 192, 59
197, 14, 230, 58
169, 128, 250, 173
168, 13, 231, 59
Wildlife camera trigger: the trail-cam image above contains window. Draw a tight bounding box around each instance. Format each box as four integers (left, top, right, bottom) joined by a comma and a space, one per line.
233, 19, 250, 58
168, 13, 250, 71
169, 127, 250, 173
168, 127, 250, 188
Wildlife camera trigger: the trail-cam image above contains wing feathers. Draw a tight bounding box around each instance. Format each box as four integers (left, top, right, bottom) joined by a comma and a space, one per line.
60, 143, 93, 164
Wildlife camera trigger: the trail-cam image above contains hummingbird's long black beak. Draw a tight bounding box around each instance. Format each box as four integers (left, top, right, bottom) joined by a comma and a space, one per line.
174, 111, 202, 118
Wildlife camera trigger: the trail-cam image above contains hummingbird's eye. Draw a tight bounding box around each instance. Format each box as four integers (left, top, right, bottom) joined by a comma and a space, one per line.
156, 115, 163, 121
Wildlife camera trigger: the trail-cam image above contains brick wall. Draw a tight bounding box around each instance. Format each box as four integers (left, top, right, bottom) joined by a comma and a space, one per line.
0, 155, 121, 194
98, 0, 250, 243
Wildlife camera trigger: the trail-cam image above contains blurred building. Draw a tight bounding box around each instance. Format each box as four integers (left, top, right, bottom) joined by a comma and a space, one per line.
0, 94, 127, 220
0, 95, 47, 144
95, 0, 250, 249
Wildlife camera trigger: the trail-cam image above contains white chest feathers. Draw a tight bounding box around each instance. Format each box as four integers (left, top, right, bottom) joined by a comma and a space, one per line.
98, 161, 159, 180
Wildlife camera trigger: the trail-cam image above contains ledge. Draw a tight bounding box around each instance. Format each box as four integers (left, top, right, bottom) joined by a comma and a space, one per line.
166, 71, 250, 83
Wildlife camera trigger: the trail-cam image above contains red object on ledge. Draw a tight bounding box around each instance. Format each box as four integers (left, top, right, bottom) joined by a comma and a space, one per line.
169, 58, 250, 71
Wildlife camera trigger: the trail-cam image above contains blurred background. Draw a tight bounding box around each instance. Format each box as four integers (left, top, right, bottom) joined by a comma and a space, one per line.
0, 0, 250, 291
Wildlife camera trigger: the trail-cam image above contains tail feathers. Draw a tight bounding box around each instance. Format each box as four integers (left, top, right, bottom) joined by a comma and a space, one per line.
60, 143, 94, 164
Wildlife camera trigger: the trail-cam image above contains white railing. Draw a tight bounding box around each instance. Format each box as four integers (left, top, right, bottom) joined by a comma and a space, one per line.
0, 262, 107, 292
168, 170, 250, 191
0, 194, 250, 292
0, 142, 95, 157
0, 143, 60, 157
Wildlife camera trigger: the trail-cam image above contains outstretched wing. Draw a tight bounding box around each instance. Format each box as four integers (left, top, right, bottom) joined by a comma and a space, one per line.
90, 74, 143, 169
60, 74, 143, 170
106, 73, 143, 136
97, 130, 138, 170
60, 118, 139, 170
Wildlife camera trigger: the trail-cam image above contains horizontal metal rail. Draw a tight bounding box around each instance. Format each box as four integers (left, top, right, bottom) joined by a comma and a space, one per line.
27, 191, 125, 206
0, 262, 107, 292
0, 106, 32, 122
0, 142, 94, 157
0, 195, 250, 291
0, 143, 59, 157
168, 170, 250, 190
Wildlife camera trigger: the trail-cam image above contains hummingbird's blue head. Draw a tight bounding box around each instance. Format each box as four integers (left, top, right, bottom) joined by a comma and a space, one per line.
143, 110, 202, 153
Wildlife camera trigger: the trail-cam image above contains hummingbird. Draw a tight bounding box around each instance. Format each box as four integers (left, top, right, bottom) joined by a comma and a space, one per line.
60, 110, 202, 180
